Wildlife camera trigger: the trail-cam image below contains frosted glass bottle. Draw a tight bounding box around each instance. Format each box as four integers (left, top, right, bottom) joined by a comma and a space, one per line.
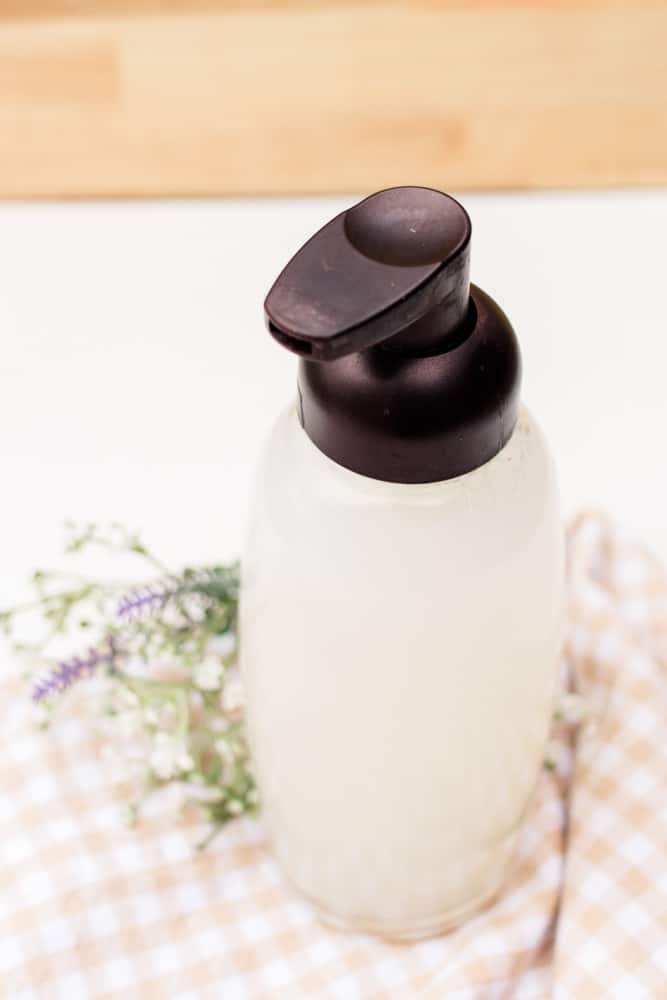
240, 188, 564, 939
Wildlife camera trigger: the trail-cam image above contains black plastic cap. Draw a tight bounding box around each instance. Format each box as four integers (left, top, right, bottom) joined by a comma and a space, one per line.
264, 187, 521, 483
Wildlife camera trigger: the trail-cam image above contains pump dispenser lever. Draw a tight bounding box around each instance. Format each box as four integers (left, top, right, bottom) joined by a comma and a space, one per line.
265, 187, 472, 361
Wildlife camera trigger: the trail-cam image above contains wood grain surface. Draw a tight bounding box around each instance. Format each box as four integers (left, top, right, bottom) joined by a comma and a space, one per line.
0, 2, 665, 197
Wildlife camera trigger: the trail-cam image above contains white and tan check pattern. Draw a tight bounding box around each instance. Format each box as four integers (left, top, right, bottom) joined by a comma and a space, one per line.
2, 514, 667, 999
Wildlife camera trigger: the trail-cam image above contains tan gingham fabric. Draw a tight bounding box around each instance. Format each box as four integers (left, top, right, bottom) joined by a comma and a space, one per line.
2, 513, 667, 999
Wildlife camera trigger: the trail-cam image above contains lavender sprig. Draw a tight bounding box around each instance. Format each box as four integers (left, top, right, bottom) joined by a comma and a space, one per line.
117, 566, 239, 622
117, 585, 171, 620
32, 640, 117, 702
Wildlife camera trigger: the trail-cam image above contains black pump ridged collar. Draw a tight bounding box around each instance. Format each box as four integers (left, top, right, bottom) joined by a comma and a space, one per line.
264, 187, 521, 483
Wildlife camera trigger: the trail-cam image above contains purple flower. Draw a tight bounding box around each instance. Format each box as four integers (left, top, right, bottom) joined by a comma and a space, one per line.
117, 586, 169, 620
32, 641, 117, 702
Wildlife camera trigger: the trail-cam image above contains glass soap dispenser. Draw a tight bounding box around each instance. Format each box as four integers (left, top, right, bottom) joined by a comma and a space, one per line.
241, 187, 563, 940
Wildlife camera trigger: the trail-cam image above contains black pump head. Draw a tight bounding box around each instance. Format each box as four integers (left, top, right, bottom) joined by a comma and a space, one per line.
264, 187, 521, 484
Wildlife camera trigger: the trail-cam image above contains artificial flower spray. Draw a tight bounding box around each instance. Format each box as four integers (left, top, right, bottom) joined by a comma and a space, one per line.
241, 188, 563, 939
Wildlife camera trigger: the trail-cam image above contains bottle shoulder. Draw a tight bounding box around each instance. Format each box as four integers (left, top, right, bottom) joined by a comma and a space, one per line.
256, 402, 556, 506
247, 402, 559, 566
244, 404, 561, 591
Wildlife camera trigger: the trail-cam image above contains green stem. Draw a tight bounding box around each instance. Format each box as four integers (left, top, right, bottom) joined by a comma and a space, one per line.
196, 822, 224, 851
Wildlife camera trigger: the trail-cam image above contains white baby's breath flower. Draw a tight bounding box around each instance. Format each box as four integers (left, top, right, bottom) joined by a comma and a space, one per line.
214, 738, 235, 765
161, 782, 187, 817
142, 701, 178, 732
207, 633, 237, 660
227, 799, 244, 815
122, 656, 147, 678
149, 732, 194, 780
116, 709, 144, 741
118, 686, 140, 709
221, 678, 245, 716
246, 788, 260, 806
161, 603, 187, 629
193, 656, 225, 692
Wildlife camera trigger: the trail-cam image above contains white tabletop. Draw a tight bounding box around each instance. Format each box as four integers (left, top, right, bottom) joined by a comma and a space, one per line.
1, 189, 666, 603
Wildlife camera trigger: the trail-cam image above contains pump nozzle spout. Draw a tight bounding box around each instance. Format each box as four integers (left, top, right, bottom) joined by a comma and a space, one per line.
265, 187, 471, 362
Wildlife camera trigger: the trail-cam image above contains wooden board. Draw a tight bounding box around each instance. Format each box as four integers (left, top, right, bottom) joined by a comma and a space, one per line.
0, 1, 666, 197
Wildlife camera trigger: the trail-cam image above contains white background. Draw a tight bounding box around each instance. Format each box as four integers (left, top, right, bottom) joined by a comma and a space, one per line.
1, 189, 666, 605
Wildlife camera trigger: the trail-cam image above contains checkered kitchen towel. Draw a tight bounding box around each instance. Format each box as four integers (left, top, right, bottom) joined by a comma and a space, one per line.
2, 514, 667, 999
